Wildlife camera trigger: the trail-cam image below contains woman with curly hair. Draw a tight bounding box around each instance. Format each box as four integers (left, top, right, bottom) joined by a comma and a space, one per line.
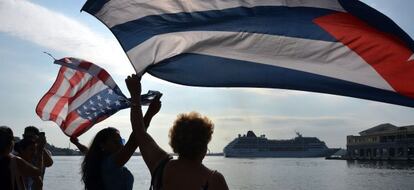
127, 74, 228, 190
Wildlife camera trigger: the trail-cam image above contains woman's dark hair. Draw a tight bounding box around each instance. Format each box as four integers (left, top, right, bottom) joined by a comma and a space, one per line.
81, 127, 119, 190
23, 126, 40, 138
0, 126, 13, 190
14, 138, 36, 154
169, 112, 214, 160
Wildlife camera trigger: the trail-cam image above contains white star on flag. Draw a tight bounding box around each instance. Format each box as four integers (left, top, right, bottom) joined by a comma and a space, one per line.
89, 100, 94, 105
115, 100, 121, 106
97, 95, 102, 100
105, 98, 111, 104
108, 89, 113, 95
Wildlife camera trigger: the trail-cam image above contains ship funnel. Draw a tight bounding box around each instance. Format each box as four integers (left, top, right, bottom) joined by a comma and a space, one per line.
246, 131, 257, 137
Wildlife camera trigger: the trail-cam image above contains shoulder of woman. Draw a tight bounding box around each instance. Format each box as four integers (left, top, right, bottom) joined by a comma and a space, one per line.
211, 171, 226, 181
155, 156, 174, 175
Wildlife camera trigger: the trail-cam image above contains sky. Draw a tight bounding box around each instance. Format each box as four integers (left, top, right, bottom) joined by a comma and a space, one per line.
1, 0, 414, 153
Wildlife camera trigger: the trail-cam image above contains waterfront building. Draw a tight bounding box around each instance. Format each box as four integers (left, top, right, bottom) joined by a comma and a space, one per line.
347, 123, 414, 160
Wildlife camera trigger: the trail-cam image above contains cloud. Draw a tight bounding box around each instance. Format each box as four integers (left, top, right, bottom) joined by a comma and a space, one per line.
0, 0, 132, 75
239, 88, 309, 98
214, 115, 353, 127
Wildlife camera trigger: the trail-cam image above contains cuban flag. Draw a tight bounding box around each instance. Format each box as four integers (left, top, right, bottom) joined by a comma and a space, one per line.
36, 58, 130, 137
82, 0, 414, 107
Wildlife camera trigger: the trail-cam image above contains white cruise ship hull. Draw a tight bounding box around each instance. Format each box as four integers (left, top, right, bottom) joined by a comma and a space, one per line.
224, 148, 333, 158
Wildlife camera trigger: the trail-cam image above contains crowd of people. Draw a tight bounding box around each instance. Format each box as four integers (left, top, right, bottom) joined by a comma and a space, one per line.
0, 126, 53, 190
0, 74, 229, 190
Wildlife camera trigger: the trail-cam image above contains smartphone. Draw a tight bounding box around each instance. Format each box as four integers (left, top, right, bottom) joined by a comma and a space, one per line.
140, 90, 162, 106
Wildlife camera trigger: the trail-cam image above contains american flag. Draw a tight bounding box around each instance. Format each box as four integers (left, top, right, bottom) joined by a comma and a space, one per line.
36, 57, 130, 137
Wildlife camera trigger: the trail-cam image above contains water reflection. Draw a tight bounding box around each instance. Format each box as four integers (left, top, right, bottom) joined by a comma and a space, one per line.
44, 157, 414, 190
347, 160, 414, 170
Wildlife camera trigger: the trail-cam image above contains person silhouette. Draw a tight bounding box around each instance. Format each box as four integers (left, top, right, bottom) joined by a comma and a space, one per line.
126, 74, 229, 190
74, 75, 162, 190
0, 126, 43, 190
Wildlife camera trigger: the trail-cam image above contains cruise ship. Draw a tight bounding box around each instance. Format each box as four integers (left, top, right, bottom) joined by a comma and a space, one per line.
223, 131, 337, 158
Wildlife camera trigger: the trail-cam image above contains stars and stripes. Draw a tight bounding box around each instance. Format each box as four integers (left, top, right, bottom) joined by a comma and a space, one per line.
82, 0, 414, 108
36, 57, 129, 137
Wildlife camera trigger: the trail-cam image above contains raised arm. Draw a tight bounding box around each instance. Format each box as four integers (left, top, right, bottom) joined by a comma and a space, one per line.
42, 149, 53, 167
127, 74, 169, 174
15, 142, 44, 177
143, 93, 162, 130
15, 156, 42, 177
70, 137, 89, 154
38, 134, 53, 168
110, 74, 167, 167
112, 130, 139, 167
108, 75, 144, 167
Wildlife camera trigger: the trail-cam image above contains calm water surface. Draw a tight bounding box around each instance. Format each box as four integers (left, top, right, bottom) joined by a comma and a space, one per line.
44, 156, 414, 190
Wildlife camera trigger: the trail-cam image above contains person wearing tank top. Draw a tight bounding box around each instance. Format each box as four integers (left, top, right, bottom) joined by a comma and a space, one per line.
125, 74, 229, 190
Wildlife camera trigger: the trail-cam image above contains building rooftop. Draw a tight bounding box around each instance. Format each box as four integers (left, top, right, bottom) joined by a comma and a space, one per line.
359, 123, 397, 135
400, 125, 414, 130
358, 123, 414, 136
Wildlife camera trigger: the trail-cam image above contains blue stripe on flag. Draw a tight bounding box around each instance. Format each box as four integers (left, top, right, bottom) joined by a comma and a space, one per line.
338, 0, 414, 52
111, 6, 338, 51
82, 0, 109, 15
148, 53, 414, 107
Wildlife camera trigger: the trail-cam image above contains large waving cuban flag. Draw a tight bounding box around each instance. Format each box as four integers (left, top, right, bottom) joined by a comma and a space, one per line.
82, 0, 414, 107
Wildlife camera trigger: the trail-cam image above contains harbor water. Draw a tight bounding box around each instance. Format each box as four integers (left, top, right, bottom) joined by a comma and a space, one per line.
44, 156, 414, 190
